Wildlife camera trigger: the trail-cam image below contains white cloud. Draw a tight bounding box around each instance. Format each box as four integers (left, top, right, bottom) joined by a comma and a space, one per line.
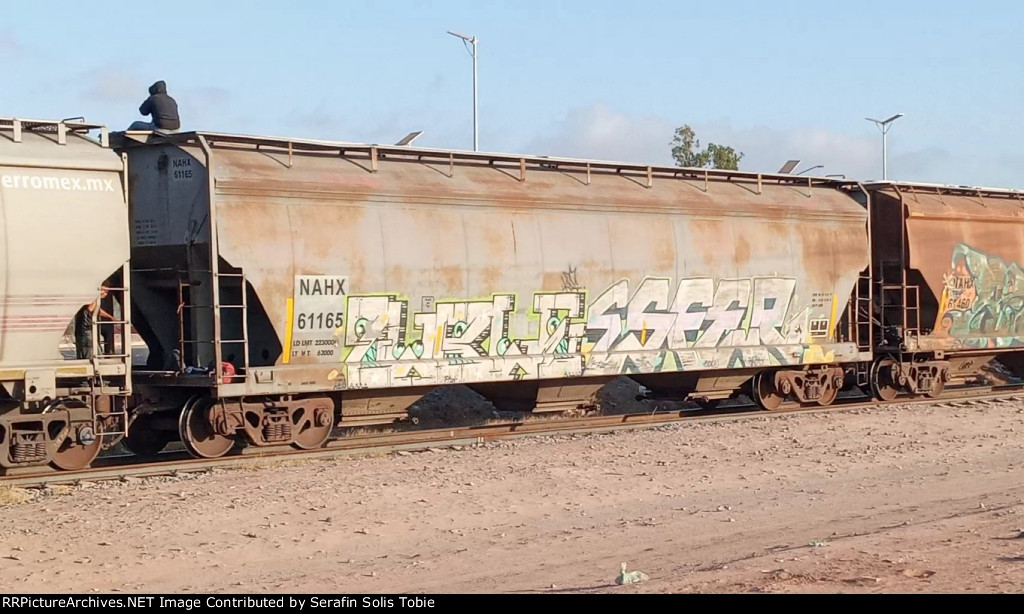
523, 103, 676, 165
521, 104, 960, 183
704, 122, 880, 179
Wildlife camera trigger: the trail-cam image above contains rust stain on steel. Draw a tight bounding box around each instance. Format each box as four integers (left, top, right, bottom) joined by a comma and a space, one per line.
126, 136, 871, 387
687, 217, 731, 273
609, 214, 677, 277
386, 265, 408, 290
541, 271, 565, 291
799, 226, 842, 289
436, 265, 466, 296
477, 265, 504, 291
477, 215, 512, 258
733, 235, 753, 268
886, 186, 1024, 350
903, 189, 1024, 291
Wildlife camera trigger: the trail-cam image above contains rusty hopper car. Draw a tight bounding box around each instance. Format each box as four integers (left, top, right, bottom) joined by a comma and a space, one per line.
857, 182, 1024, 399
0, 119, 132, 471
116, 131, 871, 459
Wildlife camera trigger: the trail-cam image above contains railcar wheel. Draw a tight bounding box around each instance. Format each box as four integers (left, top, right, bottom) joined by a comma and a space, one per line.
43, 400, 103, 471
123, 413, 174, 457
51, 426, 103, 471
871, 358, 901, 402
179, 398, 235, 459
292, 405, 335, 450
817, 384, 839, 407
752, 372, 785, 411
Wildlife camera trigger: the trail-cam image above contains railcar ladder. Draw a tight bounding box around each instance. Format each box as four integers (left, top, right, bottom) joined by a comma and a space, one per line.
88, 280, 132, 436
845, 272, 875, 388
176, 271, 249, 383
879, 282, 921, 347
214, 271, 249, 384
852, 272, 873, 352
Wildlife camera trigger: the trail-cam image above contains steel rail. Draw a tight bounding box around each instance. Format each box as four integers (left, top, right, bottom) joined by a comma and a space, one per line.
3, 383, 1021, 488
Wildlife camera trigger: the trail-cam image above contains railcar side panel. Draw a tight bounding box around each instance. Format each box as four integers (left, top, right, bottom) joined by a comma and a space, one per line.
891, 188, 1024, 351
123, 139, 873, 397
0, 134, 129, 366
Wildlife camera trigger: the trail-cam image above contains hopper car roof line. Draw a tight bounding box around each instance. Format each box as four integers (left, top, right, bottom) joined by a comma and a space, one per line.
0, 117, 110, 148
113, 128, 859, 191
863, 181, 1024, 200
11, 120, 1019, 196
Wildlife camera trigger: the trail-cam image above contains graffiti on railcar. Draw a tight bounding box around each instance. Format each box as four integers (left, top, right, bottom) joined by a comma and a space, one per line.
297, 274, 842, 388
340, 291, 588, 388
561, 266, 582, 292
584, 277, 804, 354
937, 244, 1024, 347
344, 292, 587, 365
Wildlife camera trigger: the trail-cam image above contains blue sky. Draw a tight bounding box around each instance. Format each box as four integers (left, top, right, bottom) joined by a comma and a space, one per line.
2, 0, 1022, 186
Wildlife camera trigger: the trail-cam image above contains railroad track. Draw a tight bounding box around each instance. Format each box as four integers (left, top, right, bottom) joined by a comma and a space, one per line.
4, 383, 1023, 488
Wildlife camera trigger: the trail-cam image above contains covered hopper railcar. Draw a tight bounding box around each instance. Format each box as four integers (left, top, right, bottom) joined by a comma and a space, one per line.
115, 130, 871, 459
849, 182, 1024, 399
0, 119, 133, 471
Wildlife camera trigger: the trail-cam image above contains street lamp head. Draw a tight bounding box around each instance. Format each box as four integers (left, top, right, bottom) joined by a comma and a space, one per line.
866, 113, 905, 127
795, 165, 824, 176
447, 30, 476, 43
866, 113, 903, 180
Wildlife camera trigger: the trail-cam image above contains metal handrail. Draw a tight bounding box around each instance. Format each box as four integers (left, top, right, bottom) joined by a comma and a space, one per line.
866, 180, 1024, 200
118, 130, 854, 191
0, 117, 109, 147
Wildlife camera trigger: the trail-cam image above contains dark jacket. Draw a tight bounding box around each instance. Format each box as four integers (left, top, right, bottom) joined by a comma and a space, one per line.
139, 81, 181, 131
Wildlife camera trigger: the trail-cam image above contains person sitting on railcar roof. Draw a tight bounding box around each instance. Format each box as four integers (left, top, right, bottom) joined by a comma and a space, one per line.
128, 80, 180, 132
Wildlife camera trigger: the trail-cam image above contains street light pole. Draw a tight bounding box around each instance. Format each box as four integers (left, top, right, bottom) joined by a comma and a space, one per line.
865, 113, 904, 180
448, 30, 478, 151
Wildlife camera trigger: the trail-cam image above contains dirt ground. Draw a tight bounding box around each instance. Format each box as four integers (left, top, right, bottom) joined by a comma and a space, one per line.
3, 397, 1024, 594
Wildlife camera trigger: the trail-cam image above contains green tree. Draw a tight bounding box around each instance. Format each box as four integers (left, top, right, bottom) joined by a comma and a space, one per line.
704, 142, 744, 171
670, 125, 744, 171
670, 125, 704, 168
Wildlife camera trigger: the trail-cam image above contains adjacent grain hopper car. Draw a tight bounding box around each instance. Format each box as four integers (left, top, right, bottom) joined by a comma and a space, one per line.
0, 119, 132, 471
852, 182, 1024, 398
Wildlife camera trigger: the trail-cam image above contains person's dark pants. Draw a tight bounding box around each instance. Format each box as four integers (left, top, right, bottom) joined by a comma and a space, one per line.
76, 334, 92, 360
